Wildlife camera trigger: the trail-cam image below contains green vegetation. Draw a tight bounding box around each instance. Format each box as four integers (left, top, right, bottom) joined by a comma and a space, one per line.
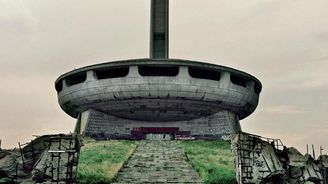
179, 140, 237, 184
77, 140, 136, 184
0, 177, 12, 184
77, 140, 237, 184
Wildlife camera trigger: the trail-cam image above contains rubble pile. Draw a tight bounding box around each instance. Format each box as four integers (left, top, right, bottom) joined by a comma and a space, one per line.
232, 132, 328, 184
0, 134, 82, 183
319, 155, 328, 184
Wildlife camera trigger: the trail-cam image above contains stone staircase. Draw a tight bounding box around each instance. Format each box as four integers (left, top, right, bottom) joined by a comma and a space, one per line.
113, 141, 204, 184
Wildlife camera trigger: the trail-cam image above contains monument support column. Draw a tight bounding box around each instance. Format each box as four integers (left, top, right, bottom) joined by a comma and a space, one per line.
150, 0, 169, 59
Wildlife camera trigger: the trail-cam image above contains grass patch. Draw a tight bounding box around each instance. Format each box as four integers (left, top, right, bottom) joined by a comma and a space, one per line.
179, 140, 237, 184
77, 139, 136, 184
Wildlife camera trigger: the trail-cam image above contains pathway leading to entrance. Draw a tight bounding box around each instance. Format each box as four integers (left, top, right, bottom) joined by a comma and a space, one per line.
113, 141, 204, 183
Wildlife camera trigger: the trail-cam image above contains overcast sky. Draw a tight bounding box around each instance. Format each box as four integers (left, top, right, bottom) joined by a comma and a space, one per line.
0, 0, 327, 154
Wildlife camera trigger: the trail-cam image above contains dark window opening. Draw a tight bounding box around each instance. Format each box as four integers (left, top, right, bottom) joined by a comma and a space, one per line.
95, 67, 129, 79
230, 74, 247, 87
254, 82, 262, 94
65, 72, 87, 86
55, 79, 63, 93
138, 66, 179, 76
188, 67, 221, 81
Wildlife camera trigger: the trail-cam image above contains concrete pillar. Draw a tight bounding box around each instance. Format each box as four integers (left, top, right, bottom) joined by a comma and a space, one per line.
74, 114, 82, 134
79, 110, 91, 135
128, 66, 140, 77
177, 66, 189, 82
246, 80, 255, 91
86, 70, 97, 82
233, 114, 242, 132
219, 72, 231, 88
150, 0, 169, 59
62, 79, 69, 89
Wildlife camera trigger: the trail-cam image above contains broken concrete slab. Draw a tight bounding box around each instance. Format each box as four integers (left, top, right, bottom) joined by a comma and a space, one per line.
232, 132, 327, 184
0, 134, 82, 183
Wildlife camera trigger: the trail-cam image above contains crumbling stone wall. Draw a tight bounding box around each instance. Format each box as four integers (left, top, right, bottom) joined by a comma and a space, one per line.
319, 155, 328, 184
0, 134, 82, 183
232, 132, 327, 184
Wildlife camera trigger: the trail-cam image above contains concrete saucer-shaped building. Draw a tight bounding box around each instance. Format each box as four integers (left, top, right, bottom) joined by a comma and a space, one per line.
55, 0, 261, 140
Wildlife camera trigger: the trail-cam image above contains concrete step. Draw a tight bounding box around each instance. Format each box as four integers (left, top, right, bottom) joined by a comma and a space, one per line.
113, 141, 204, 184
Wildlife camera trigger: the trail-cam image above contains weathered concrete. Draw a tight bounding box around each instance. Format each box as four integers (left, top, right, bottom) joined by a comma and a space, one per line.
232, 132, 327, 184
56, 59, 261, 138
56, 59, 260, 121
113, 141, 203, 183
55, 0, 262, 139
79, 108, 241, 140
32, 134, 82, 183
319, 155, 328, 184
0, 134, 82, 183
232, 133, 286, 184
150, 0, 169, 58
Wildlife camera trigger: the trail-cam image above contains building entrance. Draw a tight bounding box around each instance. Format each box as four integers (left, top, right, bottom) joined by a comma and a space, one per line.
146, 133, 173, 140
131, 127, 179, 140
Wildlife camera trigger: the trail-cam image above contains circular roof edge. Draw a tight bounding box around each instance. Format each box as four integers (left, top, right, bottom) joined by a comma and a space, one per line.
55, 58, 262, 87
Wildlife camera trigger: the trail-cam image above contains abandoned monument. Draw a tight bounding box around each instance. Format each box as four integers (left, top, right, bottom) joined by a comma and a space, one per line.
1, 1, 326, 184
55, 0, 262, 140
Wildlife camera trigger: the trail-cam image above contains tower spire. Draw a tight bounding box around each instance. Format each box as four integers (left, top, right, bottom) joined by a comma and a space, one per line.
150, 0, 169, 59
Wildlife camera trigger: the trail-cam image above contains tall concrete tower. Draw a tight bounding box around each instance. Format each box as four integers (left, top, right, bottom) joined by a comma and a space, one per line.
150, 0, 169, 58
55, 0, 262, 140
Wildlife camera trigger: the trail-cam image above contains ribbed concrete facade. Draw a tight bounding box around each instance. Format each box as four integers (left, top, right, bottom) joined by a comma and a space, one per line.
77, 109, 240, 140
